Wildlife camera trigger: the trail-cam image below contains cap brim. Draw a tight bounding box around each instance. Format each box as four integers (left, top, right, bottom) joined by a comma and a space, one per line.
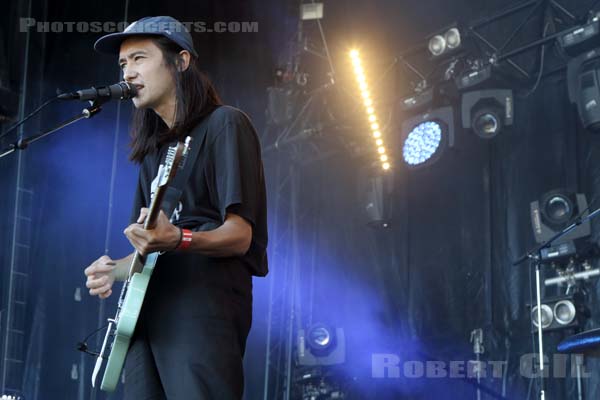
94, 31, 164, 55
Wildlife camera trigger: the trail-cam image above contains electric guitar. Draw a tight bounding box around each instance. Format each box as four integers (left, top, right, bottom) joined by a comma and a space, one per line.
92, 137, 191, 392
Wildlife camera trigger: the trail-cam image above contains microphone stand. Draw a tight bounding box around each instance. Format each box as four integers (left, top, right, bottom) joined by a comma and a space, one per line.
513, 205, 600, 400
0, 98, 107, 158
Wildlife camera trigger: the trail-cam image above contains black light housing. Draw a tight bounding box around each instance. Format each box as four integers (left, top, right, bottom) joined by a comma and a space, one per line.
297, 325, 345, 366
400, 106, 455, 169
567, 50, 600, 132
557, 17, 600, 57
530, 189, 591, 245
427, 25, 464, 59
399, 87, 434, 113
529, 189, 592, 262
461, 89, 513, 139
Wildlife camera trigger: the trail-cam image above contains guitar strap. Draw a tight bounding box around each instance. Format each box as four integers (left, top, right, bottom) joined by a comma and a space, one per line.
159, 106, 220, 218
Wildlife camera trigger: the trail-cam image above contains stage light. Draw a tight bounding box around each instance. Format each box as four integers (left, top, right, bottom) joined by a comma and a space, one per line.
543, 193, 573, 226
427, 26, 463, 58
300, 2, 324, 20
472, 111, 500, 137
350, 49, 391, 170
403, 121, 442, 166
529, 293, 588, 331
461, 89, 513, 139
530, 189, 592, 262
445, 28, 461, 49
567, 49, 600, 132
529, 190, 591, 262
455, 65, 492, 90
428, 35, 446, 56
400, 87, 434, 113
557, 17, 600, 57
400, 106, 454, 168
298, 324, 345, 366
361, 166, 394, 228
307, 325, 333, 351
562, 17, 600, 132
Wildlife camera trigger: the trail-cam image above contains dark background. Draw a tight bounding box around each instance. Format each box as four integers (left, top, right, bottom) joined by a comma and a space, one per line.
2, 0, 600, 399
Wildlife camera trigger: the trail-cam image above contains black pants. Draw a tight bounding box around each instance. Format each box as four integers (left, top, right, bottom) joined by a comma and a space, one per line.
123, 255, 253, 400
123, 314, 249, 399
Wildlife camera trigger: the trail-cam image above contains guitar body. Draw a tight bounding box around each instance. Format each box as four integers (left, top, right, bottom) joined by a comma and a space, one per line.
100, 253, 158, 391
91, 139, 190, 392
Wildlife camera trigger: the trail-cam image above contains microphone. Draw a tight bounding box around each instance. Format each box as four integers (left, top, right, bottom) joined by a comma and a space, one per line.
58, 81, 137, 101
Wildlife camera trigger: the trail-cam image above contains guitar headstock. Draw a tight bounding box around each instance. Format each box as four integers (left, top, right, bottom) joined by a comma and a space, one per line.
157, 137, 192, 188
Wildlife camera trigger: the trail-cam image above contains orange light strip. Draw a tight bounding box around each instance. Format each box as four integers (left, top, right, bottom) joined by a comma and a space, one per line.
349, 49, 390, 170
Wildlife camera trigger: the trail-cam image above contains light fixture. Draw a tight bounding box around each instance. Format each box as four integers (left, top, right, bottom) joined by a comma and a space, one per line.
455, 65, 493, 91
529, 189, 591, 262
445, 28, 461, 50
403, 121, 443, 165
461, 89, 513, 139
300, 3, 324, 20
427, 25, 463, 58
399, 87, 434, 112
557, 16, 600, 57
297, 324, 345, 366
428, 35, 446, 57
361, 164, 393, 228
400, 106, 454, 168
307, 325, 334, 353
530, 190, 590, 243
350, 49, 390, 171
567, 49, 600, 132
530, 293, 588, 332
562, 17, 600, 132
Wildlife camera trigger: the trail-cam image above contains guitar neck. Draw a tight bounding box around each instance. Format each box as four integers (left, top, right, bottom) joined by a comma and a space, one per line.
126, 140, 188, 277
127, 183, 169, 276
143, 183, 168, 230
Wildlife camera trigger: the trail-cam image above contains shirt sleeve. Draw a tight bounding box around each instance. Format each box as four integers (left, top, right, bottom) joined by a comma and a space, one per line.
209, 112, 263, 227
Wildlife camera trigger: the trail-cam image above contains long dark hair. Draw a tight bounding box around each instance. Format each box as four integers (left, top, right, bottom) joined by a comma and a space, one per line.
128, 36, 222, 163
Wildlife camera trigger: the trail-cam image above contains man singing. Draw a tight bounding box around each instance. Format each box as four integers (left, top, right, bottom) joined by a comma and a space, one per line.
83, 16, 268, 399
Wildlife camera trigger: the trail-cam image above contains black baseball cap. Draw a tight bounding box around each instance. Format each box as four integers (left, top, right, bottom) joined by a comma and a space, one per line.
94, 16, 198, 58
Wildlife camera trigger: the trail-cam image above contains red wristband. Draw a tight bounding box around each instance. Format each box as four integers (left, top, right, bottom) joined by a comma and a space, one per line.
176, 229, 193, 251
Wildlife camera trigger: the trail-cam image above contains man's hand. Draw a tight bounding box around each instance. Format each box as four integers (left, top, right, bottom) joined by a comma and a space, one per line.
123, 208, 181, 256
85, 255, 117, 299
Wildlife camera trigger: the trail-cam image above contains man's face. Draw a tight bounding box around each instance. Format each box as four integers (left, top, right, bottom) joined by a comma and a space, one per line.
118, 37, 175, 110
